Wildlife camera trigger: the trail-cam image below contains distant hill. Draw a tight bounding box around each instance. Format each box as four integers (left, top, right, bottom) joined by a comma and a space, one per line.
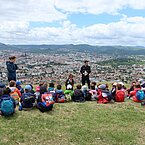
0, 42, 10, 50
1, 42, 145, 56
13, 44, 145, 56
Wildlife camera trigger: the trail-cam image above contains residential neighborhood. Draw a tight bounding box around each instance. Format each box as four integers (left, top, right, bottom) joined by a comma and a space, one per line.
0, 49, 145, 84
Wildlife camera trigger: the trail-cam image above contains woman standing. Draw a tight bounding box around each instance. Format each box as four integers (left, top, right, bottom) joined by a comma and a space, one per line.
6, 56, 18, 82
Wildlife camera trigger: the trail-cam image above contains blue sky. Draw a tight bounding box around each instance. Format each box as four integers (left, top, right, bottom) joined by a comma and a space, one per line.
0, 0, 145, 46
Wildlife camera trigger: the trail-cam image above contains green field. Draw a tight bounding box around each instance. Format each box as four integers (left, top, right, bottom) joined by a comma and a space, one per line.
0, 100, 145, 145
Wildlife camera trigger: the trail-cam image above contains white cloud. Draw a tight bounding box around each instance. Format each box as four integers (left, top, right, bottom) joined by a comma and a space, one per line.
0, 0, 67, 22
0, 0, 145, 45
1, 16, 145, 46
54, 0, 145, 15
54, 0, 125, 15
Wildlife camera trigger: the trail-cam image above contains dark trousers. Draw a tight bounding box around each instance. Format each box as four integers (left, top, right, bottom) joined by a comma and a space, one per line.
8, 76, 16, 82
82, 76, 90, 89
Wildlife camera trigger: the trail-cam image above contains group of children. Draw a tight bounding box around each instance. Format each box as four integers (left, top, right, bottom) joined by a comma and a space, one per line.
1, 76, 145, 116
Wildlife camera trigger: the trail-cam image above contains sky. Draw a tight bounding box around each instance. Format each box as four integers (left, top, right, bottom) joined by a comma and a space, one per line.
0, 0, 145, 46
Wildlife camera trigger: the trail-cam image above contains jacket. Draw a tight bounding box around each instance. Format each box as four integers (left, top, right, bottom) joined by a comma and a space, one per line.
80, 65, 91, 77
20, 92, 35, 108
6, 61, 18, 81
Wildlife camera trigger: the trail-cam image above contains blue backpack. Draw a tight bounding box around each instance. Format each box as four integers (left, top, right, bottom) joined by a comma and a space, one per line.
1, 98, 14, 116
136, 90, 145, 101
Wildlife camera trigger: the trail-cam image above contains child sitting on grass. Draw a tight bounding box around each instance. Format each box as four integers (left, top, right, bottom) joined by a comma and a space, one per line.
37, 85, 54, 112
9, 80, 21, 105
97, 84, 113, 104
48, 82, 56, 95
115, 83, 125, 102
64, 74, 74, 101
19, 85, 36, 111
0, 83, 6, 97
0, 87, 16, 116
53, 85, 65, 103
89, 84, 98, 101
72, 84, 85, 102
128, 83, 145, 103
16, 80, 24, 94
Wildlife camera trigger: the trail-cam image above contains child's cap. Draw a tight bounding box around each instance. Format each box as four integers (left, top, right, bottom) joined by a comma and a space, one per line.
113, 82, 117, 86
16, 80, 22, 86
98, 84, 106, 90
24, 85, 32, 91
118, 82, 124, 86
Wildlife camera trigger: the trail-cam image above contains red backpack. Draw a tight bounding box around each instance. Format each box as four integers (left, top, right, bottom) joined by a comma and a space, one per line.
115, 90, 125, 102
41, 93, 55, 106
97, 90, 109, 104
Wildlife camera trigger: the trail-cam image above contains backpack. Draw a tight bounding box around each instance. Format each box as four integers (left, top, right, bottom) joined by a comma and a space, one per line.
136, 90, 145, 101
73, 90, 84, 102
85, 91, 92, 101
115, 90, 125, 102
41, 94, 54, 107
56, 93, 65, 103
23, 95, 35, 104
106, 91, 113, 101
1, 98, 14, 116
97, 90, 109, 104
10, 90, 19, 101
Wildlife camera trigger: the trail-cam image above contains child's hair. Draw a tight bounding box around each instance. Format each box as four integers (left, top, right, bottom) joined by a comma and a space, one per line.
69, 74, 73, 78
106, 84, 109, 89
39, 81, 44, 87
49, 82, 54, 88
135, 83, 141, 89
91, 82, 96, 86
90, 85, 95, 90
76, 84, 82, 90
3, 87, 11, 95
9, 80, 16, 87
57, 85, 62, 90
117, 84, 122, 90
40, 85, 47, 94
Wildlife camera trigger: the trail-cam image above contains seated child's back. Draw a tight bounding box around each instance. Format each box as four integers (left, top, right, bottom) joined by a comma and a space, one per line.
0, 87, 16, 116
54, 85, 65, 103
20, 85, 35, 109
72, 85, 85, 102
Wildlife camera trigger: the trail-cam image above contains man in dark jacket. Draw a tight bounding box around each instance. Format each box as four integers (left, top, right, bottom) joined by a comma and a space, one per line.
80, 60, 91, 89
6, 56, 18, 82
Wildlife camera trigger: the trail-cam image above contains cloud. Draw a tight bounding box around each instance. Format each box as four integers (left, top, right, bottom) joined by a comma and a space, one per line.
54, 0, 145, 15
54, 0, 125, 15
1, 16, 145, 46
0, 0, 145, 45
0, 0, 67, 22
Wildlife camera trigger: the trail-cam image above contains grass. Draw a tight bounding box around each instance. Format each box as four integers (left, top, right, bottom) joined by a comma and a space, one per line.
1, 100, 145, 145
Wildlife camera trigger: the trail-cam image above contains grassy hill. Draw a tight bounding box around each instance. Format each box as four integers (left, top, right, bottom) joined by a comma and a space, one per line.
1, 101, 145, 145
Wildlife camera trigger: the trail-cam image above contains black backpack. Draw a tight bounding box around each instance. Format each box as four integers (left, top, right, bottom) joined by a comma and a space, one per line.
73, 90, 84, 102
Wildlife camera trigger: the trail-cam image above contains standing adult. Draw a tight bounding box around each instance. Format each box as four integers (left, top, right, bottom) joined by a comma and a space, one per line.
80, 60, 91, 89
6, 56, 18, 82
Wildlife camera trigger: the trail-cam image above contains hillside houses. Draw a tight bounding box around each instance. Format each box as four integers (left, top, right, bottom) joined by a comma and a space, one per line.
0, 49, 145, 84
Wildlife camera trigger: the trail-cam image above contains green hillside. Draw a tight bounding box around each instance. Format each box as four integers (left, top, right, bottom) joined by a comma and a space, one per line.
0, 101, 145, 145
